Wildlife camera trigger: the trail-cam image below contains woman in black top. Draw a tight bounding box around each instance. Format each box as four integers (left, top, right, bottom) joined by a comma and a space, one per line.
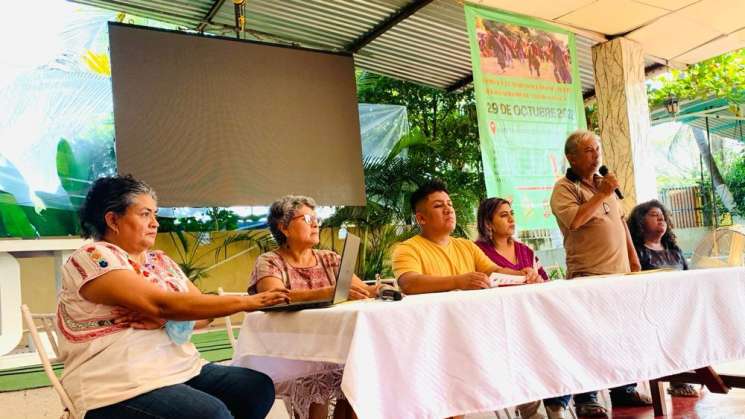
628, 200, 696, 397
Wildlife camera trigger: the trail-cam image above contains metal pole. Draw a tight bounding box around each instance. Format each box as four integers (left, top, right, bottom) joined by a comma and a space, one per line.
705, 116, 718, 228
233, 0, 245, 39
699, 153, 705, 227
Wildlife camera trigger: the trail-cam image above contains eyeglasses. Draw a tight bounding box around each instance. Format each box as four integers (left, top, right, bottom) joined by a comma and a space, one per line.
291, 213, 322, 226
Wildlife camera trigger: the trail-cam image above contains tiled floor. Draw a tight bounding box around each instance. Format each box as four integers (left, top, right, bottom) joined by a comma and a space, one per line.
610, 388, 745, 419
2, 381, 744, 418
465, 384, 745, 419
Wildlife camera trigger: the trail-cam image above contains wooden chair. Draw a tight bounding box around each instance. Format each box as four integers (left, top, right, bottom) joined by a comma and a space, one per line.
21, 304, 78, 418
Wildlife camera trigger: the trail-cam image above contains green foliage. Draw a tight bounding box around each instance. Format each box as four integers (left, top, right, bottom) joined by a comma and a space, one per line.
726, 157, 745, 218
56, 138, 91, 209
356, 71, 486, 228
646, 49, 745, 220
323, 157, 426, 280
159, 208, 275, 286
158, 208, 266, 233
584, 103, 599, 134
547, 265, 565, 280
168, 230, 209, 282
165, 228, 275, 285
387, 128, 427, 160
0, 192, 37, 237
215, 230, 276, 261
648, 49, 745, 110
0, 153, 84, 238
326, 72, 488, 280
696, 180, 728, 226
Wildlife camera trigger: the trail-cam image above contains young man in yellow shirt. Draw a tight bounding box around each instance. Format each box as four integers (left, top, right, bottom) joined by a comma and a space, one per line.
392, 179, 538, 294
391, 180, 543, 419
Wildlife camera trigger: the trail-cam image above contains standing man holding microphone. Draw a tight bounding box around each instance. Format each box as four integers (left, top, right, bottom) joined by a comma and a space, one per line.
544, 130, 649, 418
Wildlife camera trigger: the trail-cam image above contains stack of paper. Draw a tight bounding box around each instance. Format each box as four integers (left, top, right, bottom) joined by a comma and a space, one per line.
489, 272, 526, 287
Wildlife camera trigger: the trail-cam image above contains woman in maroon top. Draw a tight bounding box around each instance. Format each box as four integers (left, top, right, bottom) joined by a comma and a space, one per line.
474, 197, 548, 419
475, 197, 548, 281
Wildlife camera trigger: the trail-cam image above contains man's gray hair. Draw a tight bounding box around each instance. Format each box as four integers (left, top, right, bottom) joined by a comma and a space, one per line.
267, 195, 317, 246
564, 130, 600, 156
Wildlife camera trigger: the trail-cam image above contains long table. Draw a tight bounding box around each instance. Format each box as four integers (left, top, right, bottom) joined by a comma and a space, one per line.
231, 268, 745, 419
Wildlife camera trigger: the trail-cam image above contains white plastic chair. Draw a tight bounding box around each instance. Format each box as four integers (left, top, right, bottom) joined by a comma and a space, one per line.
217, 287, 247, 350
20, 304, 78, 419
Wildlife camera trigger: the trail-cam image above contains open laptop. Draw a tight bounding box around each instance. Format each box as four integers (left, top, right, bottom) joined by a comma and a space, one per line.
261, 232, 361, 312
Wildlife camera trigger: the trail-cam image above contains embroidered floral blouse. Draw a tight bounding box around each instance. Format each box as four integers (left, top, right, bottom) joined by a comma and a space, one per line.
56, 242, 203, 415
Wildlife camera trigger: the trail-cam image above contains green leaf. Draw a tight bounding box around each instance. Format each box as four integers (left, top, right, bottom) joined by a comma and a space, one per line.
0, 192, 38, 237
386, 128, 428, 160
56, 138, 91, 208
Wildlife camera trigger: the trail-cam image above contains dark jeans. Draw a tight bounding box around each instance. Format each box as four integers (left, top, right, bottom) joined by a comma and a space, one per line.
544, 383, 637, 407
86, 363, 275, 419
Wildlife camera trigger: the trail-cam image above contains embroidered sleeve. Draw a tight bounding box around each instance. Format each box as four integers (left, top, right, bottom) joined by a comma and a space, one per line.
155, 251, 192, 291
63, 243, 132, 293
57, 243, 133, 342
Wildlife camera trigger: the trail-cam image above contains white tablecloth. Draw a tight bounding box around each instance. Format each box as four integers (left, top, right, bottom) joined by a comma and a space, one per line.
231, 267, 745, 419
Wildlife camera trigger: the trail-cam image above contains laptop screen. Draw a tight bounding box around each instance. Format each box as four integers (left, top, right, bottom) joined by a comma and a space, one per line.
332, 233, 361, 304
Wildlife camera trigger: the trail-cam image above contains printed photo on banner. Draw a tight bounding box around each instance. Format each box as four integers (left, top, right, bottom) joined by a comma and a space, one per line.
475, 18, 572, 84
465, 4, 586, 230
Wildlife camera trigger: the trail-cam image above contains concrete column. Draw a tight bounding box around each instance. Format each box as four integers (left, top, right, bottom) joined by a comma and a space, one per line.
592, 37, 656, 213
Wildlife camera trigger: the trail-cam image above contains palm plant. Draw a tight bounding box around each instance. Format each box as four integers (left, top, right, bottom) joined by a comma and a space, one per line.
325, 153, 484, 281
327, 71, 487, 280
166, 226, 275, 287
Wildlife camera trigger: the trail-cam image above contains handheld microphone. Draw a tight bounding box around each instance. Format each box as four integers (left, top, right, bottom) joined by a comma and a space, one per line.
598, 165, 623, 200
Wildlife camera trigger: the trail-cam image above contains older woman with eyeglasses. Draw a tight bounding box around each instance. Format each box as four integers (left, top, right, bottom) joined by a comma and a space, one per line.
247, 195, 376, 419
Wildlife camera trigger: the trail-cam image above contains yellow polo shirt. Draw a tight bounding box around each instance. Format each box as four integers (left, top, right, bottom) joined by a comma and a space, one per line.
391, 235, 498, 278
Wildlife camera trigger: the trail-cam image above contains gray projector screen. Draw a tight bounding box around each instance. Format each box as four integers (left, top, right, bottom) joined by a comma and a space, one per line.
108, 23, 365, 207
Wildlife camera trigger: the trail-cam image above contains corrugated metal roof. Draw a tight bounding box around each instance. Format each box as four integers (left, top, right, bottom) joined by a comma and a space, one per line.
69, 0, 601, 93
72, 0, 211, 27
356, 0, 473, 89
212, 0, 410, 50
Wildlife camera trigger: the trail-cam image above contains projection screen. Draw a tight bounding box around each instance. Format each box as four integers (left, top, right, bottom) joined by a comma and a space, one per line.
108, 23, 366, 207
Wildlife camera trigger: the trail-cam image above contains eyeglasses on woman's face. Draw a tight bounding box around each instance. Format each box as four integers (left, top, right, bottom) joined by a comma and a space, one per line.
291, 213, 322, 226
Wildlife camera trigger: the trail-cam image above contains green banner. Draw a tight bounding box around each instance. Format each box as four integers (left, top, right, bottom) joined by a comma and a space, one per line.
465, 5, 586, 230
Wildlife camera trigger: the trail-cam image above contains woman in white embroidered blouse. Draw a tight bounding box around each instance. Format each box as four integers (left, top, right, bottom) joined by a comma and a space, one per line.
57, 175, 289, 419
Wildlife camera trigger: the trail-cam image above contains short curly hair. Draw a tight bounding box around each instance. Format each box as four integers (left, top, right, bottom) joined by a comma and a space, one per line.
79, 175, 157, 240
267, 195, 316, 246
